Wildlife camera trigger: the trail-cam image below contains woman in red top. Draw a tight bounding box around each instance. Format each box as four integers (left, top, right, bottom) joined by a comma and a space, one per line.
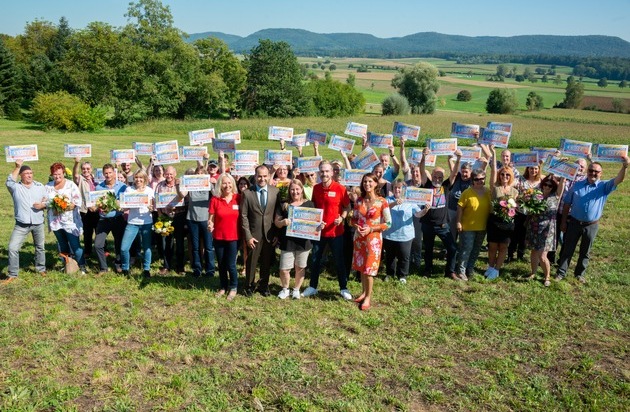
208, 173, 240, 301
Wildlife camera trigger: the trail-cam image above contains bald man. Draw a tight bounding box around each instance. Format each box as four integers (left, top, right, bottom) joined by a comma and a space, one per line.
419, 149, 459, 280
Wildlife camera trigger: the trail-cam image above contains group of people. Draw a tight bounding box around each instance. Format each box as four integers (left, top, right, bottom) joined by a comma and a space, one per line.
5, 137, 628, 310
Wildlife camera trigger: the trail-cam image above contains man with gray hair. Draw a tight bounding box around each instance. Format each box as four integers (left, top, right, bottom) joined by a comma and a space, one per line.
4, 159, 48, 284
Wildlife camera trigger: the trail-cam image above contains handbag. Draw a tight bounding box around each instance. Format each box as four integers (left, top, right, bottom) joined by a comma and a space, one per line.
60, 253, 80, 274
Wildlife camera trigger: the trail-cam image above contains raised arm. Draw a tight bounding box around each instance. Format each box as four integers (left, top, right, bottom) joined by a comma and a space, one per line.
72, 157, 81, 185
489, 145, 497, 187
419, 147, 429, 186
614, 156, 629, 186
399, 137, 409, 175
449, 149, 462, 186
389, 145, 401, 175
10, 159, 23, 182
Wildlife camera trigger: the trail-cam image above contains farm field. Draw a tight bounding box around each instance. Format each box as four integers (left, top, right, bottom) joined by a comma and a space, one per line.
306, 57, 630, 114
0, 110, 629, 410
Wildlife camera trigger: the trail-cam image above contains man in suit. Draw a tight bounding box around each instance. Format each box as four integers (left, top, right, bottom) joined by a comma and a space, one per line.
240, 165, 279, 296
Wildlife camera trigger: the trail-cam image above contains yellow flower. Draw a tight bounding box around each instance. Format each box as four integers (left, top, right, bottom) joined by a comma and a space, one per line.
155, 221, 163, 229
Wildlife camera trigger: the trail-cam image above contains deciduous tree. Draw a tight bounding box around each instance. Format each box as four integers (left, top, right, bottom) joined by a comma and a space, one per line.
486, 88, 518, 114
391, 62, 440, 114
563, 80, 584, 109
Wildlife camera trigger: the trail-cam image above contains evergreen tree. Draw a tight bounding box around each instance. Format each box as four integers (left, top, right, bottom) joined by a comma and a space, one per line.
0, 38, 19, 109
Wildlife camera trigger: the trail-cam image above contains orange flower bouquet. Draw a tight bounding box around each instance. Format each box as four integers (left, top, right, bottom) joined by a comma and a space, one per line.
50, 194, 71, 214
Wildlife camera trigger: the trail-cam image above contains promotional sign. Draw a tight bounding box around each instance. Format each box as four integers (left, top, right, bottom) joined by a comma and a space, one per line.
188, 128, 215, 145
458, 146, 481, 161
119, 192, 151, 209
233, 150, 259, 165
212, 139, 236, 153
133, 142, 155, 156
340, 169, 371, 187
478, 128, 510, 148
591, 144, 628, 163
110, 149, 136, 164
542, 156, 579, 181
5, 144, 38, 162
450, 122, 480, 139
64, 144, 91, 158
217, 130, 241, 143
530, 147, 558, 161
344, 122, 368, 138
232, 163, 256, 176
154, 150, 180, 165
427, 138, 458, 156
289, 133, 309, 147
367, 132, 393, 149
179, 146, 208, 161
286, 206, 324, 241
180, 174, 212, 191
511, 152, 539, 168
392, 121, 420, 141
402, 186, 434, 206
156, 192, 184, 208
295, 156, 322, 173
352, 147, 380, 170
328, 134, 355, 153
486, 122, 513, 136
559, 138, 592, 158
154, 140, 179, 154
408, 148, 436, 166
268, 126, 294, 141
264, 150, 292, 166
306, 129, 327, 145
86, 190, 110, 207
94, 168, 108, 184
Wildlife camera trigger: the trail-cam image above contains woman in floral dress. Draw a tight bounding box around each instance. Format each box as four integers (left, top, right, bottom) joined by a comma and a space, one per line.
526, 175, 565, 286
351, 173, 392, 311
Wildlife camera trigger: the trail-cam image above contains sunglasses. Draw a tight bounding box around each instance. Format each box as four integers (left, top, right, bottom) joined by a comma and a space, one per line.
500, 173, 511, 177
588, 169, 602, 174
473, 177, 486, 182
542, 183, 553, 188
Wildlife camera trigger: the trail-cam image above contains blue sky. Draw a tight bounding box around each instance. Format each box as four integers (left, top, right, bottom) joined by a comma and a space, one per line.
2, 0, 629, 41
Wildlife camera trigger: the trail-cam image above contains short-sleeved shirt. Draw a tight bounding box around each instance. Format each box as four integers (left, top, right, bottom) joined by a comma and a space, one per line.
95, 180, 126, 218
383, 196, 420, 242
125, 186, 154, 225
448, 173, 473, 212
312, 181, 350, 238
6, 174, 47, 225
187, 189, 212, 222
563, 178, 616, 222
209, 193, 240, 241
383, 166, 398, 183
458, 187, 492, 231
420, 180, 451, 226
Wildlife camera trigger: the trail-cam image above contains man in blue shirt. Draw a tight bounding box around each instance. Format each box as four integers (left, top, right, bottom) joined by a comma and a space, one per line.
92, 163, 127, 274
4, 160, 49, 283
556, 157, 629, 282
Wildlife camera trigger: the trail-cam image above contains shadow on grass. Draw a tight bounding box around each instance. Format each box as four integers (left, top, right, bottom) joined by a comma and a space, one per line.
137, 273, 219, 291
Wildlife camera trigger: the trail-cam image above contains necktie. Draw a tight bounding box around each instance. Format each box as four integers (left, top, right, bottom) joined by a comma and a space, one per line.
260, 189, 267, 210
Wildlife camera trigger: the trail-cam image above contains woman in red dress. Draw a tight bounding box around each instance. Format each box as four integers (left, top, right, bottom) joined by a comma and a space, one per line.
351, 173, 392, 310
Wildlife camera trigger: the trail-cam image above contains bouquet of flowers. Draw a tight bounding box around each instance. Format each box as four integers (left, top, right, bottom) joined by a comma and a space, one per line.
50, 194, 71, 214
96, 191, 120, 214
517, 188, 547, 215
153, 215, 175, 237
276, 181, 289, 202
492, 196, 517, 222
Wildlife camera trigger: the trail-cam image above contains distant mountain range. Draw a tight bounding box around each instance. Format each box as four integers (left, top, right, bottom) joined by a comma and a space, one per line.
186, 29, 630, 59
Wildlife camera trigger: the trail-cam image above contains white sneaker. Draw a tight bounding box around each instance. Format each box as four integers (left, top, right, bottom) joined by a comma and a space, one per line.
278, 288, 290, 299
487, 268, 500, 280
301, 286, 318, 297
399, 278, 407, 284
292, 288, 301, 299
340, 289, 353, 300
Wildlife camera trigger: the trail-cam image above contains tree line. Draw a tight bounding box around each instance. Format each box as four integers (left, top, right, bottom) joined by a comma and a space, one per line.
0, 0, 364, 129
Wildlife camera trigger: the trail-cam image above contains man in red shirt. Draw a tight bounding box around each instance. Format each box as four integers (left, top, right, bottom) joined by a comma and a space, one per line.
302, 161, 353, 300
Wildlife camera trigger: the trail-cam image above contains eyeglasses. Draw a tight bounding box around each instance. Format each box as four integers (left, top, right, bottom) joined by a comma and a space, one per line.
542, 183, 553, 188
473, 177, 485, 182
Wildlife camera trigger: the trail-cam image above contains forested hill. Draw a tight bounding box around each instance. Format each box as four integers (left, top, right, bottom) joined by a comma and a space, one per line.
186, 29, 630, 58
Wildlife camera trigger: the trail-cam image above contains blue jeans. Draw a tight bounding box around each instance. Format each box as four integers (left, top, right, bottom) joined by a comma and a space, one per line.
120, 223, 153, 271
214, 239, 238, 291
309, 235, 347, 290
8, 221, 46, 277
188, 219, 215, 276
53, 229, 86, 269
456, 230, 486, 276
421, 222, 457, 276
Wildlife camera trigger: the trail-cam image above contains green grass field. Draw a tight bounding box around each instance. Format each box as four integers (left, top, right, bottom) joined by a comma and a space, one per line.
0, 111, 629, 410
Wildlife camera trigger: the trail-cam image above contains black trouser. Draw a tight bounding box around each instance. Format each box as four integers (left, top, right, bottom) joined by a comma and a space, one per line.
80, 210, 100, 256
383, 238, 412, 279
508, 213, 527, 259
